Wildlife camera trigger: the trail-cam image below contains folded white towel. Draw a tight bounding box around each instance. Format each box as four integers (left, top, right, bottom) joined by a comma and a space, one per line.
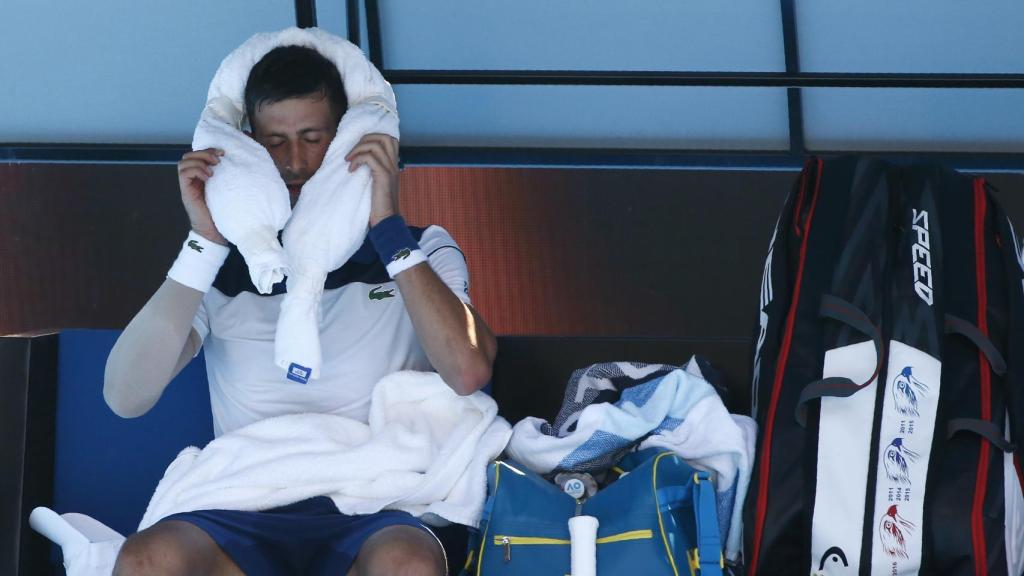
277, 96, 397, 379
194, 27, 399, 380
140, 371, 510, 530
193, 30, 296, 294
637, 398, 756, 560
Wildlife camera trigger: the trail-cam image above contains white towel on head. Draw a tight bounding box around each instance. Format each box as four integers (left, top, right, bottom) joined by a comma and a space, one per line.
193, 27, 400, 380
193, 112, 292, 294
193, 30, 296, 294
277, 93, 398, 380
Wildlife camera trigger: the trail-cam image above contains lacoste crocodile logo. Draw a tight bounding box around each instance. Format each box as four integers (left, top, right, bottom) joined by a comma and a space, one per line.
369, 286, 395, 301
391, 248, 411, 262
187, 240, 204, 253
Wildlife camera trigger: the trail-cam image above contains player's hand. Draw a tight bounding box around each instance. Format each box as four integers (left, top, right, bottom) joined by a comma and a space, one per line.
177, 148, 228, 245
345, 134, 400, 227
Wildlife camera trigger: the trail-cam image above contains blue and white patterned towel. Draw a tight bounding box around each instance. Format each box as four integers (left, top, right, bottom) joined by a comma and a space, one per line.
506, 357, 755, 561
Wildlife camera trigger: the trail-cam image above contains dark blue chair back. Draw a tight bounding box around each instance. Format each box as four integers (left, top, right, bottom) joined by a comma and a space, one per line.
49, 329, 468, 574
53, 329, 214, 536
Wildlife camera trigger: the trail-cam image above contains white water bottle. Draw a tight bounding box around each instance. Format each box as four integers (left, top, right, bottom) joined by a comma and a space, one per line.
569, 515, 599, 576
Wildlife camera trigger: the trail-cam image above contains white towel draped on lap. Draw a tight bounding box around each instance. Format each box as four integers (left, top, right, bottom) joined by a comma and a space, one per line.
140, 371, 511, 529
193, 26, 399, 380
31, 371, 511, 576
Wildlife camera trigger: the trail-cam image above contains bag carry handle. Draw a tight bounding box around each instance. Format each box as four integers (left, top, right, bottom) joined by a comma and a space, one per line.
692, 473, 724, 576
656, 472, 723, 576
948, 418, 1016, 453
795, 294, 885, 426
945, 313, 1007, 376
944, 314, 1014, 452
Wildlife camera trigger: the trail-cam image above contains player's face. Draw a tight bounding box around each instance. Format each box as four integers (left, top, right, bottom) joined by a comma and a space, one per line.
250, 94, 338, 205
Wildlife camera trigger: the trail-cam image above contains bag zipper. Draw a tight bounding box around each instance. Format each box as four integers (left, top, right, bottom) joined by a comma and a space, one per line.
494, 529, 654, 562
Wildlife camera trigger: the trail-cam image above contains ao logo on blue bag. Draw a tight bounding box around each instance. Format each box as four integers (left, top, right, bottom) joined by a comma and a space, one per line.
891, 367, 929, 417
562, 478, 586, 499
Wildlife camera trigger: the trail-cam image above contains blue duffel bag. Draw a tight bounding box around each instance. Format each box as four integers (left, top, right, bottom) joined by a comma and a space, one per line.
462, 448, 723, 575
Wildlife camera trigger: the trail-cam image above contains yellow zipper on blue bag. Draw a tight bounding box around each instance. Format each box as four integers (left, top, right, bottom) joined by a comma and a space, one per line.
492, 529, 654, 562
596, 530, 654, 544
652, 451, 681, 576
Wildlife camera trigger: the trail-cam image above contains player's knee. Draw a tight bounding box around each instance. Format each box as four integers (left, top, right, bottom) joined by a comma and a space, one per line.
356, 526, 446, 576
113, 523, 206, 576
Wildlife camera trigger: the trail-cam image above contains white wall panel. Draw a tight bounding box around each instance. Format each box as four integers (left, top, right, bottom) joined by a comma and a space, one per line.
803, 89, 1024, 152
796, 0, 1024, 72
396, 85, 790, 150
0, 0, 294, 143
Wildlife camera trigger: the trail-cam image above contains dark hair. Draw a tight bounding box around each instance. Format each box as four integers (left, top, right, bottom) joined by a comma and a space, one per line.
244, 45, 348, 129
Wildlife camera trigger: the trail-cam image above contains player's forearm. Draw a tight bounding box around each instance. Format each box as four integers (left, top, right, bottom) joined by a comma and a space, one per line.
103, 278, 204, 418
395, 264, 496, 395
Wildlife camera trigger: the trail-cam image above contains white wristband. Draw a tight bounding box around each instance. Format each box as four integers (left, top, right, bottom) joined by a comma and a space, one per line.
385, 248, 428, 279
167, 231, 230, 293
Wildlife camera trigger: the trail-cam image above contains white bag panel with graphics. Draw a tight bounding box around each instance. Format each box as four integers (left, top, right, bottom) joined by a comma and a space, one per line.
870, 341, 941, 576
810, 341, 880, 576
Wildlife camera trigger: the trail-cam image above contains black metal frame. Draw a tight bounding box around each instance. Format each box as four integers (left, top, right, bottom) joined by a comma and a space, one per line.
398, 147, 1024, 173
364, 0, 384, 71
372, 70, 1024, 89
1, 144, 188, 165
2, 2, 1022, 170
780, 0, 804, 153
6, 143, 1023, 173
346, 0, 360, 47
294, 0, 316, 28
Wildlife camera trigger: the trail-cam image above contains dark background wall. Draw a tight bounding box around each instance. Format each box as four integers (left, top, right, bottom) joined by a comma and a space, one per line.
1, 163, 1022, 342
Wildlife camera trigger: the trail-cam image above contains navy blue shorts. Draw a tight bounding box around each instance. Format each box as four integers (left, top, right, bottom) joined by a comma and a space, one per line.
161, 497, 439, 575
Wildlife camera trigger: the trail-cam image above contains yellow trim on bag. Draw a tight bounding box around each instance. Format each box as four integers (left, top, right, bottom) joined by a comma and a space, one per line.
652, 451, 681, 576
687, 548, 700, 576
686, 548, 726, 574
597, 529, 654, 543
494, 535, 570, 545
492, 529, 653, 547
481, 454, 679, 571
